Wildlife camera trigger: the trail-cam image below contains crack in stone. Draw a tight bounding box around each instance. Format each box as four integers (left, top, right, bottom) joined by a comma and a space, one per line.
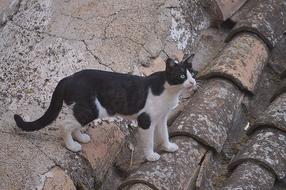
103, 14, 119, 40
61, 7, 121, 22
106, 35, 153, 56
26, 138, 57, 165
38, 164, 71, 190
124, 36, 156, 58
0, 129, 58, 172
8, 20, 115, 72
82, 40, 114, 72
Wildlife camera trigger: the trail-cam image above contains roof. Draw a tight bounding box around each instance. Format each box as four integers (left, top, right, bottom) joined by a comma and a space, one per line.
117, 0, 286, 189
1, 0, 286, 189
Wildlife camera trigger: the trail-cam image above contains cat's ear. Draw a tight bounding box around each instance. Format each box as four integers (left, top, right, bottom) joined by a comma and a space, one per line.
182, 54, 194, 69
182, 54, 198, 77
165, 58, 177, 68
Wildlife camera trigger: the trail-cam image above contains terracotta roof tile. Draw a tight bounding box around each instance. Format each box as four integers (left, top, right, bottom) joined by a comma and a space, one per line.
223, 161, 276, 189
198, 33, 269, 94
195, 151, 218, 190
226, 0, 286, 49
169, 79, 242, 152
118, 136, 207, 190
249, 93, 286, 134
229, 128, 286, 180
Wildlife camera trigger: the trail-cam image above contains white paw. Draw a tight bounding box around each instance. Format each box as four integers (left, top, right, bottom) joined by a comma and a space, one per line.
66, 141, 82, 152
162, 142, 179, 152
74, 133, 91, 143
145, 152, 160, 162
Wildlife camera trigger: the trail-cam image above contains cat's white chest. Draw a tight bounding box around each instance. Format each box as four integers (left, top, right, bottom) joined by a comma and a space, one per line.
142, 88, 180, 119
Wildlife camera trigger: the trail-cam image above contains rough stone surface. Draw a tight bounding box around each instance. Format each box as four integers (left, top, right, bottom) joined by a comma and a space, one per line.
223, 162, 275, 190
115, 131, 147, 177
196, 151, 217, 190
222, 103, 248, 159
128, 184, 154, 190
82, 122, 125, 182
201, 0, 247, 22
249, 93, 286, 134
230, 0, 258, 23
169, 79, 242, 152
0, 132, 54, 190
226, 0, 286, 49
170, 0, 210, 52
244, 65, 282, 121
191, 28, 227, 72
229, 128, 286, 180
198, 33, 269, 93
268, 32, 286, 75
118, 136, 207, 190
43, 167, 76, 190
0, 0, 21, 27
56, 152, 96, 190
271, 79, 286, 102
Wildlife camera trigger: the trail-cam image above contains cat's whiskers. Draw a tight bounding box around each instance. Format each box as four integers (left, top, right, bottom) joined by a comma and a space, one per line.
193, 82, 203, 93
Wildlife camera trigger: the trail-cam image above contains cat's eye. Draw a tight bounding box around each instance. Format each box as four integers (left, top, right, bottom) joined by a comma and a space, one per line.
180, 75, 186, 79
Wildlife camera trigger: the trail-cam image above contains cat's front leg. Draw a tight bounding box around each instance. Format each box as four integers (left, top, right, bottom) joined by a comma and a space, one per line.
157, 116, 179, 152
138, 124, 160, 162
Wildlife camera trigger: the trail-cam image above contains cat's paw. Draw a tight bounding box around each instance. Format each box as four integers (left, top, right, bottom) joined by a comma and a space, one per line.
66, 141, 82, 152
162, 142, 179, 152
145, 152, 161, 162
74, 133, 91, 143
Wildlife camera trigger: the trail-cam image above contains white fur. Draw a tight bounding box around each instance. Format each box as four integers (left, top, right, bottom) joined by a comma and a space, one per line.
61, 72, 196, 161
95, 98, 109, 118
136, 85, 181, 161
183, 70, 196, 89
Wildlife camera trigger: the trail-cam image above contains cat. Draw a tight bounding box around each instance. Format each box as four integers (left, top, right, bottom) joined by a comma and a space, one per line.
14, 58, 197, 161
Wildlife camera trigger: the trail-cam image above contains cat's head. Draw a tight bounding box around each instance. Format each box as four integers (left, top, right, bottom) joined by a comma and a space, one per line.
165, 57, 197, 90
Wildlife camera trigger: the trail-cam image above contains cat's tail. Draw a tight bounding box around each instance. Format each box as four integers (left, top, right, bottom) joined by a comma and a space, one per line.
14, 78, 67, 131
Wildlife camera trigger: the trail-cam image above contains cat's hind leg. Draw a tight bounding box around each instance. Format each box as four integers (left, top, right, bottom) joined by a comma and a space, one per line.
62, 118, 82, 152
70, 101, 100, 145
138, 113, 160, 161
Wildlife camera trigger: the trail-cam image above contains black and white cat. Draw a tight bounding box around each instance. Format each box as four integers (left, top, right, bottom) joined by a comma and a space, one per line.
14, 58, 197, 161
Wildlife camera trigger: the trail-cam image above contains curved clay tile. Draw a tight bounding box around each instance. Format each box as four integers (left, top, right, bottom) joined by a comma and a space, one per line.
198, 33, 269, 94
249, 93, 286, 134
229, 128, 286, 180
118, 136, 207, 190
169, 79, 242, 152
226, 0, 286, 49
222, 161, 275, 190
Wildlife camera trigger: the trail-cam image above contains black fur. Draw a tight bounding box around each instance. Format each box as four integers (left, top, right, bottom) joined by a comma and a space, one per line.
137, 112, 151, 129
14, 58, 190, 131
